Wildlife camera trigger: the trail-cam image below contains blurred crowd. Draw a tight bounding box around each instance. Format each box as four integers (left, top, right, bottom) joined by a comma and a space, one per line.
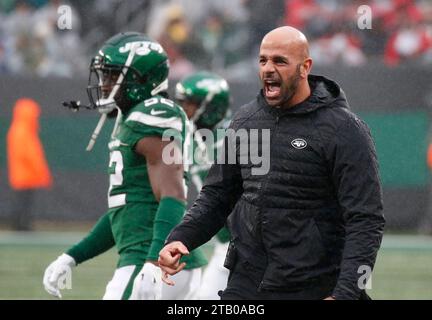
0, 0, 86, 77
291, 0, 432, 66
1, 0, 432, 78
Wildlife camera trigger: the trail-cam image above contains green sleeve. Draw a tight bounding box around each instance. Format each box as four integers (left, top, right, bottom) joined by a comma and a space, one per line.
146, 197, 186, 261
216, 226, 231, 243
66, 213, 115, 265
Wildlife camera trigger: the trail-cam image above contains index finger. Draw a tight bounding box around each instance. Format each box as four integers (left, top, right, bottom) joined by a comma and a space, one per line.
158, 249, 182, 266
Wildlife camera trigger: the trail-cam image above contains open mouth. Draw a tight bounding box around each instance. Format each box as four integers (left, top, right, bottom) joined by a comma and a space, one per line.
264, 80, 281, 99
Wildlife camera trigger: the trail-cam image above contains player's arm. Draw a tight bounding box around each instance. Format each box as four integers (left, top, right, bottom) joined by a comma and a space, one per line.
129, 136, 187, 296
66, 213, 116, 263
43, 213, 115, 298
134, 136, 187, 264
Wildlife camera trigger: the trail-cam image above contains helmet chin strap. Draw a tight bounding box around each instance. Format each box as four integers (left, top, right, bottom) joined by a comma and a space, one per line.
213, 108, 232, 129
151, 78, 168, 96
86, 43, 139, 151
86, 113, 108, 151
111, 106, 123, 139
191, 90, 215, 124
85, 106, 123, 151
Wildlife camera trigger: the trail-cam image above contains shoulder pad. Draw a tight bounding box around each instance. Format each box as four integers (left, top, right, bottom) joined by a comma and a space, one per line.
126, 96, 185, 132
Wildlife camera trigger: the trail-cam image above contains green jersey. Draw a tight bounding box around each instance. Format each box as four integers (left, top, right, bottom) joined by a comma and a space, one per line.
107, 95, 207, 268
108, 95, 189, 206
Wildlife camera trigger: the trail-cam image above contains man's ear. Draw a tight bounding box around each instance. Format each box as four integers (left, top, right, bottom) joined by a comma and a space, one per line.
301, 58, 313, 78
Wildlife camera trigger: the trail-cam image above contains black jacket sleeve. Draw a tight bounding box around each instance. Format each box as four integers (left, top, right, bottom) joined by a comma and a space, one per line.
166, 124, 244, 251
327, 116, 385, 300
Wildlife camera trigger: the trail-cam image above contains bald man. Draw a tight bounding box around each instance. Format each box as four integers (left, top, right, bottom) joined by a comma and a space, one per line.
159, 26, 385, 300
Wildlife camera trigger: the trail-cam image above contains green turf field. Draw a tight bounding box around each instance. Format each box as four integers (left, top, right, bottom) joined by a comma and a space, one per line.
0, 232, 431, 300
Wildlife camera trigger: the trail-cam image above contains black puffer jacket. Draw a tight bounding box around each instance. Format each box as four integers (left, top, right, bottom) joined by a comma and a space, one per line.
167, 75, 385, 300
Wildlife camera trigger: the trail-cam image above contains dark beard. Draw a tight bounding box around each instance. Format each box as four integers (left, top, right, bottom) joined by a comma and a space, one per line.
280, 64, 302, 108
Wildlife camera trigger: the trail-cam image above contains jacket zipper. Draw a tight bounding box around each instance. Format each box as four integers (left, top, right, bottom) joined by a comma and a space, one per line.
257, 114, 280, 292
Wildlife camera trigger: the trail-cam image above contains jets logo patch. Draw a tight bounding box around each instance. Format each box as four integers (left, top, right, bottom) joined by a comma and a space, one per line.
119, 41, 164, 56
291, 138, 307, 149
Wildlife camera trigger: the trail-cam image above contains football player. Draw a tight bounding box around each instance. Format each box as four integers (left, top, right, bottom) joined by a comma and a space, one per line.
43, 32, 207, 300
174, 71, 232, 300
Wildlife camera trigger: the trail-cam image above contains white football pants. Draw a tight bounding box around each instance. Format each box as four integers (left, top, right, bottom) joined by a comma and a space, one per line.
198, 241, 230, 300
102, 265, 202, 300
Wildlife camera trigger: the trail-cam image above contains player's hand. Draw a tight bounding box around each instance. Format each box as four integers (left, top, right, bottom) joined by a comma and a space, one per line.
43, 253, 76, 298
158, 241, 189, 286
130, 262, 162, 300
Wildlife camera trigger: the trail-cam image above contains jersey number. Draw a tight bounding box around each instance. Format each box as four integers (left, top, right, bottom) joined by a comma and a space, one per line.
108, 151, 126, 208
144, 97, 174, 108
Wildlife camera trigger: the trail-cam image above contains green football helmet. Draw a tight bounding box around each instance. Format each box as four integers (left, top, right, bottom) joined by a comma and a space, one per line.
175, 71, 230, 130
87, 32, 169, 114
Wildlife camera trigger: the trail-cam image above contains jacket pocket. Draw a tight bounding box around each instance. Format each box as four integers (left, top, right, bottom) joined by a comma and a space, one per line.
223, 240, 238, 270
